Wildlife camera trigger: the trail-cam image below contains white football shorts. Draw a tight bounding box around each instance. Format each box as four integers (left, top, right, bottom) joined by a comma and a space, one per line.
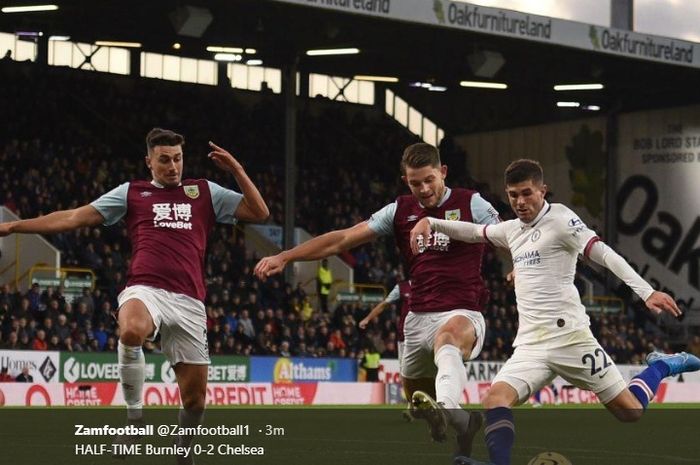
118, 285, 210, 366
401, 309, 485, 379
492, 328, 626, 404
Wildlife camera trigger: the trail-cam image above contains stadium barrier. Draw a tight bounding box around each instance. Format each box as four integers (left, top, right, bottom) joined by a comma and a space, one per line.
0, 351, 359, 383
4, 351, 698, 385
1, 380, 699, 406
0, 381, 385, 406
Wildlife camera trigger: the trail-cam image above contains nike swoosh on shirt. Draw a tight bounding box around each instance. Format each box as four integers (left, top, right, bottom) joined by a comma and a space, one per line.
598, 371, 609, 379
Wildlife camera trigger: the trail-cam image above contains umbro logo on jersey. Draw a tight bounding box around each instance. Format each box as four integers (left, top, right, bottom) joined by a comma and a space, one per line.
140, 191, 153, 197
407, 215, 419, 222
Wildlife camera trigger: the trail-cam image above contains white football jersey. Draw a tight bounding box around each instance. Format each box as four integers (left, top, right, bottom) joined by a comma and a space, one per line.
483, 202, 599, 346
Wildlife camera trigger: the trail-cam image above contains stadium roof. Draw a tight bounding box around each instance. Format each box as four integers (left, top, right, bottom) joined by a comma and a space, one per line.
3, 0, 700, 134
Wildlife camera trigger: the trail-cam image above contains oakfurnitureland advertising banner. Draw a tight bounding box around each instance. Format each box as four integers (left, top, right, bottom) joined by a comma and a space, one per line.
616, 105, 700, 310
58, 352, 250, 383
249, 356, 357, 383
272, 0, 699, 68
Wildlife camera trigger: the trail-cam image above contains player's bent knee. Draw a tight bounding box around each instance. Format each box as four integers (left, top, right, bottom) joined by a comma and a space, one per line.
434, 330, 460, 350
482, 383, 519, 409
180, 384, 206, 411
182, 395, 205, 412
119, 327, 147, 346
435, 325, 475, 355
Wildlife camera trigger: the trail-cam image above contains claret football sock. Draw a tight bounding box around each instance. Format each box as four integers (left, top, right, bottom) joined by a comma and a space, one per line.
118, 340, 145, 421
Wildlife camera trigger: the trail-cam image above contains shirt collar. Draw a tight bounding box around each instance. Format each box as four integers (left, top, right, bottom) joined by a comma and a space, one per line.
520, 200, 550, 229
150, 179, 182, 188
437, 186, 451, 208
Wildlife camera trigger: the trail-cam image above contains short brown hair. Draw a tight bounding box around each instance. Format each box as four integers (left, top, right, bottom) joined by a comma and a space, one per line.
504, 159, 543, 186
400, 143, 441, 175
146, 128, 184, 153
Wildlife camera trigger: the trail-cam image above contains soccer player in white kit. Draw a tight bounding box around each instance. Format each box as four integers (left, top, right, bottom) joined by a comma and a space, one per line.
409, 159, 700, 465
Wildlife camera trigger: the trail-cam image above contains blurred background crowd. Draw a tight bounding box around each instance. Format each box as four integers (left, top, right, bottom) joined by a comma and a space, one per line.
1, 58, 689, 366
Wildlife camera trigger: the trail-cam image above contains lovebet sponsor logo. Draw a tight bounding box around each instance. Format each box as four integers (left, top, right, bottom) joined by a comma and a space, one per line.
61, 353, 156, 382
63, 356, 119, 383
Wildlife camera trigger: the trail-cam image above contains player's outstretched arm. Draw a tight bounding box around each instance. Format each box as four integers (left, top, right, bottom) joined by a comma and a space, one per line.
359, 302, 388, 329
208, 141, 269, 222
0, 205, 104, 237
409, 217, 487, 254
587, 240, 681, 317
254, 222, 377, 280
644, 291, 681, 317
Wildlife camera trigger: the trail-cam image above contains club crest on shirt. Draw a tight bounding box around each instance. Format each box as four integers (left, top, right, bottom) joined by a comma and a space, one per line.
184, 185, 200, 199
445, 209, 460, 221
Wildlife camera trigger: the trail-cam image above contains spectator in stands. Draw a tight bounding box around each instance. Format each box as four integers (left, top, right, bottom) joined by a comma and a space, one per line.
2, 331, 19, 349
237, 309, 255, 340
316, 259, 333, 312
18, 332, 30, 349
47, 334, 61, 350
31, 329, 48, 350
15, 366, 33, 382
54, 313, 70, 341
0, 366, 13, 382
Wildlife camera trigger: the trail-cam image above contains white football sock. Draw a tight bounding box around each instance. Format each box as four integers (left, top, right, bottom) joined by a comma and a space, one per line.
118, 340, 145, 421
435, 344, 470, 432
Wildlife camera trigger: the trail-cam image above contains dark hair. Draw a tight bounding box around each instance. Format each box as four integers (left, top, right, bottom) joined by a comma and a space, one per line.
504, 159, 543, 186
400, 143, 441, 175
146, 128, 185, 153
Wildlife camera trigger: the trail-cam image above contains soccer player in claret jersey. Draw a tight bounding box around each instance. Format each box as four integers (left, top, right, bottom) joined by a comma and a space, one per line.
409, 159, 700, 465
0, 128, 269, 465
255, 143, 501, 460
359, 280, 415, 421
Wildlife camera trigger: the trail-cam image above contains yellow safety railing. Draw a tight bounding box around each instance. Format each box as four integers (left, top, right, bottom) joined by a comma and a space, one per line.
28, 266, 96, 290
582, 295, 625, 313
333, 281, 387, 305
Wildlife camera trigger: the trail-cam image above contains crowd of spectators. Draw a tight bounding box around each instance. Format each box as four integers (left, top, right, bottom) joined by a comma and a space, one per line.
0, 58, 682, 366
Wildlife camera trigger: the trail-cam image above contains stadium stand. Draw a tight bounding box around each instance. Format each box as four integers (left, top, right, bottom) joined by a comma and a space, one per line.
0, 58, 674, 365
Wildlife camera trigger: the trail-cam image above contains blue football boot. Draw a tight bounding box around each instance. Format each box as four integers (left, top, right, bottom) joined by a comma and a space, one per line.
646, 351, 700, 376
